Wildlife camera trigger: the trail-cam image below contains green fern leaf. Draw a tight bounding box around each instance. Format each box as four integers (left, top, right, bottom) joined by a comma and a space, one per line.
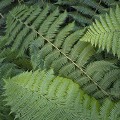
5, 5, 120, 101
56, 0, 118, 26
0, 57, 23, 120
81, 5, 120, 58
4, 69, 120, 120
80, 60, 120, 100
1, 4, 95, 82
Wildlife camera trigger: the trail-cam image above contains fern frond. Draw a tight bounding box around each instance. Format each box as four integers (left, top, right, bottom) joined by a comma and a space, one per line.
1, 5, 55, 56
0, 58, 23, 87
81, 5, 120, 58
80, 60, 120, 100
0, 0, 12, 11
109, 101, 120, 120
31, 39, 120, 101
56, 0, 119, 26
69, 12, 93, 26
0, 58, 23, 120
30, 28, 95, 83
0, 48, 32, 70
101, 0, 115, 5
6, 5, 120, 101
24, 0, 51, 7
1, 1, 120, 120
0, 0, 18, 36
2, 5, 95, 74
4, 69, 120, 120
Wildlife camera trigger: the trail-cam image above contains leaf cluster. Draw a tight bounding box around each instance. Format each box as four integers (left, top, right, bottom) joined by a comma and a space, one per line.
0, 0, 120, 120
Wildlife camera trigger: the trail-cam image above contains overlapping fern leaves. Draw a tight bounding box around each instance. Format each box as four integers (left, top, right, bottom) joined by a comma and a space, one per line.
0, 0, 13, 35
1, 5, 101, 98
4, 70, 120, 120
81, 60, 120, 100
0, 57, 24, 120
0, 0, 13, 19
0, 1, 120, 120
1, 4, 120, 102
81, 5, 120, 58
56, 0, 120, 26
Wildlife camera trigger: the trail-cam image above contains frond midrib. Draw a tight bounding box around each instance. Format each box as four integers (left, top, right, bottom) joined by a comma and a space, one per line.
8, 8, 110, 98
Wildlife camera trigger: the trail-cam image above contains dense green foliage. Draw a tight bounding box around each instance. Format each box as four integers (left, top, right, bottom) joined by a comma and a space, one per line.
4, 70, 120, 120
81, 5, 120, 57
0, 0, 120, 120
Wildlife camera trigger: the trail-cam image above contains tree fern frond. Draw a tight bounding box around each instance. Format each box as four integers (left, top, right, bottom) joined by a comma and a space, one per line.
56, 0, 119, 26
72, 5, 96, 17
100, 99, 114, 119
0, 0, 13, 36
31, 46, 120, 101
30, 28, 95, 85
2, 4, 93, 70
0, 59, 23, 87
109, 101, 120, 120
69, 12, 93, 26
0, 0, 12, 11
1, 1, 120, 120
5, 5, 120, 101
1, 5, 51, 56
24, 0, 51, 7
46, 10, 68, 40
81, 5, 120, 58
54, 22, 75, 48
55, 0, 78, 5
3, 3, 120, 102
38, 7, 60, 35
0, 48, 32, 70
4, 69, 120, 120
0, 58, 24, 120
82, 0, 105, 13
80, 60, 120, 100
101, 0, 116, 5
